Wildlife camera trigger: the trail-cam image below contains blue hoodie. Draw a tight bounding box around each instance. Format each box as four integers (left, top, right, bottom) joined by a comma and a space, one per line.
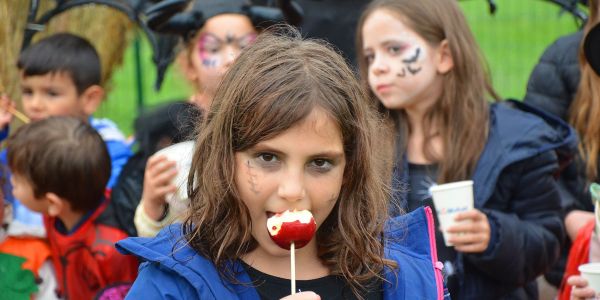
392, 100, 577, 299
117, 206, 451, 299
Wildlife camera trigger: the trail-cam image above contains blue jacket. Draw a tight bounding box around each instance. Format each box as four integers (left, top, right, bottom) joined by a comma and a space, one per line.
392, 100, 577, 299
117, 206, 450, 299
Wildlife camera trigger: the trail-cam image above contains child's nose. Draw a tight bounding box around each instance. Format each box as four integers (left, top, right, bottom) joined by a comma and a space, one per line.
371, 55, 390, 76
223, 46, 240, 68
277, 168, 306, 202
27, 94, 45, 110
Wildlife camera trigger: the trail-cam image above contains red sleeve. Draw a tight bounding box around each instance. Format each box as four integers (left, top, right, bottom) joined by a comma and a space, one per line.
558, 219, 595, 300
96, 225, 139, 285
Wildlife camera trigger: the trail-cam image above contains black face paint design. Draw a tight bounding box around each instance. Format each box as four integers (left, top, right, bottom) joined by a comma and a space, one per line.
397, 68, 406, 77
407, 65, 422, 75
247, 160, 260, 195
402, 48, 421, 64
396, 47, 423, 77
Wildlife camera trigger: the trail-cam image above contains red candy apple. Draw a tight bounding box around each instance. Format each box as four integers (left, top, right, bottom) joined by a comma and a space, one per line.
267, 210, 317, 250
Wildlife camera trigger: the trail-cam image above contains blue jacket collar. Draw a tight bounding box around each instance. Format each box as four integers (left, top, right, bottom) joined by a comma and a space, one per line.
117, 207, 442, 299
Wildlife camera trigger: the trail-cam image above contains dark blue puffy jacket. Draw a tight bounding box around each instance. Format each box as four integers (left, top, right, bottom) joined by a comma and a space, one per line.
392, 100, 577, 299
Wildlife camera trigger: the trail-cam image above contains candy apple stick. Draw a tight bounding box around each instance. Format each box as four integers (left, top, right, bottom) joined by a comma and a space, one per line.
291, 241, 296, 295
267, 210, 317, 296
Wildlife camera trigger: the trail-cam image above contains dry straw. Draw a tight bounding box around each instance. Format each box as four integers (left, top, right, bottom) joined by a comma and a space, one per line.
0, 0, 134, 122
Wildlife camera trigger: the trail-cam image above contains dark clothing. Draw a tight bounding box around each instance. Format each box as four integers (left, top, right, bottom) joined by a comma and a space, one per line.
523, 31, 592, 286
406, 163, 459, 294
254, 0, 369, 67
524, 31, 582, 120
117, 207, 450, 299
523, 31, 592, 213
392, 100, 577, 299
108, 101, 200, 236
243, 262, 382, 300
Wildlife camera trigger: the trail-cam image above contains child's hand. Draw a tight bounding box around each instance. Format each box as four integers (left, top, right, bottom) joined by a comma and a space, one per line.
141, 155, 178, 220
446, 209, 491, 253
0, 94, 14, 129
568, 275, 598, 299
280, 291, 321, 300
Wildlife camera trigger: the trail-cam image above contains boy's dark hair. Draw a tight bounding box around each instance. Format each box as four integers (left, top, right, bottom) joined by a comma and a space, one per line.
17, 33, 102, 94
7, 116, 111, 213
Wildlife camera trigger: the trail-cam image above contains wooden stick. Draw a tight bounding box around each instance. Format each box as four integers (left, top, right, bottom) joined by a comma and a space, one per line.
291, 242, 296, 295
7, 106, 30, 123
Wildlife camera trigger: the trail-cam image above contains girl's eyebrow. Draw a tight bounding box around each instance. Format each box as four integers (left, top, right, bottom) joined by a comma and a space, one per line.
308, 151, 345, 160
363, 39, 409, 52
381, 39, 409, 47
200, 32, 257, 45
199, 32, 221, 43
248, 144, 285, 156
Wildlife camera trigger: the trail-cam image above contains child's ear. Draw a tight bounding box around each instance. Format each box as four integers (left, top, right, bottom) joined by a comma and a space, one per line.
436, 40, 454, 74
80, 85, 105, 116
45, 192, 65, 217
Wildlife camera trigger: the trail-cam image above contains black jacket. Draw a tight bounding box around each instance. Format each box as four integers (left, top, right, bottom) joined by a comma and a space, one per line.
524, 31, 582, 120
524, 31, 594, 213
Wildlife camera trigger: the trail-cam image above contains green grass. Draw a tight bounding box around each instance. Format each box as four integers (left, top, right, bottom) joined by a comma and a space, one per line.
460, 0, 582, 99
96, 0, 583, 136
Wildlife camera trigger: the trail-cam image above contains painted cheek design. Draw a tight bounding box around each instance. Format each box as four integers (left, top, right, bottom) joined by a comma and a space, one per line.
197, 34, 222, 68
397, 47, 423, 77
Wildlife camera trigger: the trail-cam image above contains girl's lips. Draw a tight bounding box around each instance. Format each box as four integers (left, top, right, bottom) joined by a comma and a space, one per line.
376, 84, 393, 93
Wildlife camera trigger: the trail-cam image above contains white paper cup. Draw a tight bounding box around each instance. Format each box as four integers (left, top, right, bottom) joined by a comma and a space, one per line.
579, 263, 600, 291
429, 180, 474, 247
153, 141, 195, 216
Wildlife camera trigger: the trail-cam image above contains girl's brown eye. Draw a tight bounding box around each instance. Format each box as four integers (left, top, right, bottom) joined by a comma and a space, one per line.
260, 153, 275, 162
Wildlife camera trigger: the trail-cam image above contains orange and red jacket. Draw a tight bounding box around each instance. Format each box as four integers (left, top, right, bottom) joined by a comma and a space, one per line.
44, 199, 138, 300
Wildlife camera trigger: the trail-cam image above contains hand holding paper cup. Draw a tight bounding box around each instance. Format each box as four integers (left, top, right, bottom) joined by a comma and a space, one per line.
578, 263, 600, 293
153, 141, 195, 216
429, 180, 474, 247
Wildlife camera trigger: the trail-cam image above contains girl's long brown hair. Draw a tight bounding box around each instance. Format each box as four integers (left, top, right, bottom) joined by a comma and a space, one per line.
183, 27, 396, 295
569, 0, 600, 181
356, 0, 501, 183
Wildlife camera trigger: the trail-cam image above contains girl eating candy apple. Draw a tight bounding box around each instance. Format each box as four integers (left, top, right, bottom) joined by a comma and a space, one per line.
117, 28, 449, 299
